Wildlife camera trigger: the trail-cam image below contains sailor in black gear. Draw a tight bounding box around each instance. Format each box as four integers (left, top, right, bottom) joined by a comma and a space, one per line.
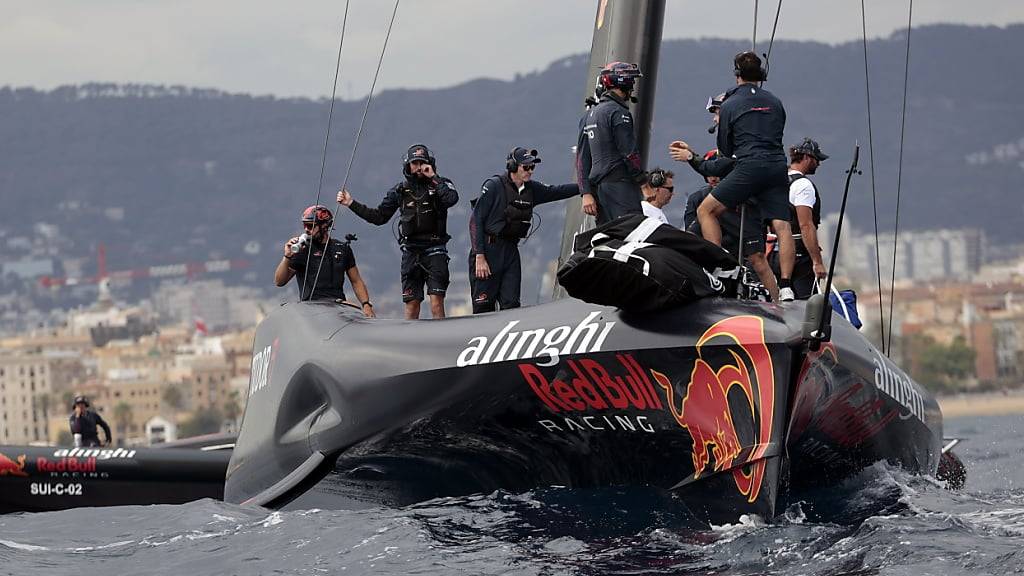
469, 147, 578, 314
683, 150, 778, 300
338, 144, 458, 319
672, 52, 796, 301
769, 138, 829, 299
576, 62, 645, 225
274, 205, 376, 317
69, 395, 112, 447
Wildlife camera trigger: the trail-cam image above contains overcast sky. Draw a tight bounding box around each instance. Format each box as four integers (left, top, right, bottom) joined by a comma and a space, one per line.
3, 1, 1022, 99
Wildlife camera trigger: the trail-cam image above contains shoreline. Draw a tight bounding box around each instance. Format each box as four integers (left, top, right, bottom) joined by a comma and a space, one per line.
938, 389, 1024, 418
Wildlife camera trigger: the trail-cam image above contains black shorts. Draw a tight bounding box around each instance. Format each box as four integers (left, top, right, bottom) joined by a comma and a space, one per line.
721, 202, 766, 260
711, 159, 790, 223
401, 245, 450, 302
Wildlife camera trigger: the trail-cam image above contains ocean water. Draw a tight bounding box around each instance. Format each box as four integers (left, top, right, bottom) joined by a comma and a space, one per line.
1, 413, 1021, 576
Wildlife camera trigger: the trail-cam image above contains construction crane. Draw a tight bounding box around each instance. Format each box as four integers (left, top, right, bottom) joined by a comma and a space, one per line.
39, 244, 250, 288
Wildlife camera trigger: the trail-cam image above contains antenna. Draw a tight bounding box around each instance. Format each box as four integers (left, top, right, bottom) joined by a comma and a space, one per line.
803, 143, 861, 350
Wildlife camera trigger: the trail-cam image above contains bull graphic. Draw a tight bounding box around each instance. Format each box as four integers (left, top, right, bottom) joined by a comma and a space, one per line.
654, 315, 776, 503
0, 453, 28, 477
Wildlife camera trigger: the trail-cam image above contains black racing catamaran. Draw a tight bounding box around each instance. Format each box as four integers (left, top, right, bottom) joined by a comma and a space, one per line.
222, 0, 962, 524
0, 0, 962, 520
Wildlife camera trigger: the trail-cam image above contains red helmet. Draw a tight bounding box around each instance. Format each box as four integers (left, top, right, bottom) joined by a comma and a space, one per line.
598, 61, 642, 91
301, 205, 333, 226
704, 149, 719, 161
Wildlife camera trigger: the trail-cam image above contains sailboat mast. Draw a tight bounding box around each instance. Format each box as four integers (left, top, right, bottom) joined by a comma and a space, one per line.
555, 0, 666, 297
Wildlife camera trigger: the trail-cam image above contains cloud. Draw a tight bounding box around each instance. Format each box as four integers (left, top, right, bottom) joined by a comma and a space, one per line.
2, 0, 1022, 98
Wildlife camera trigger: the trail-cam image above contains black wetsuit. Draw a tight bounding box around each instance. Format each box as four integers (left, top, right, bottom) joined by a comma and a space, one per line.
576, 92, 644, 224
469, 173, 578, 313
712, 83, 789, 223
349, 175, 459, 302
69, 410, 112, 447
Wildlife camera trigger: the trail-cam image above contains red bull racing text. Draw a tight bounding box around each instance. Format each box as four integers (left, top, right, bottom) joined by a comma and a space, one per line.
521, 353, 663, 433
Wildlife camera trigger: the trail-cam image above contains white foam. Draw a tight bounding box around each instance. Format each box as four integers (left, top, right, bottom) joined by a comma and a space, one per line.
0, 539, 48, 552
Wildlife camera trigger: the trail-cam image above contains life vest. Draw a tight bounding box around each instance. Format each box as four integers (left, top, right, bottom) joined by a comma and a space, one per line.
398, 181, 446, 242
788, 173, 821, 230
498, 174, 534, 240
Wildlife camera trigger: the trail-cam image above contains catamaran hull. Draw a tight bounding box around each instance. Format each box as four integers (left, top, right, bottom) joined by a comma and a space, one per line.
225, 298, 941, 525
0, 445, 230, 514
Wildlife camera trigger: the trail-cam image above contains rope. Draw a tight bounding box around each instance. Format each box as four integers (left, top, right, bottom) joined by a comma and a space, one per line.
886, 0, 914, 352
860, 0, 887, 352
309, 0, 401, 299
301, 0, 351, 300
764, 0, 783, 78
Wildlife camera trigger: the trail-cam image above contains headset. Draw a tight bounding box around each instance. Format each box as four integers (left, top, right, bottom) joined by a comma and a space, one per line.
506, 147, 522, 173
506, 147, 540, 173
733, 51, 768, 82
402, 143, 436, 177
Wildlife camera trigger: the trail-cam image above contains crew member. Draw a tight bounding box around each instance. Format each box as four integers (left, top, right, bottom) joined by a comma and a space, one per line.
470, 147, 578, 313
770, 138, 829, 299
338, 144, 458, 319
640, 168, 675, 225
68, 395, 111, 447
684, 150, 778, 300
576, 62, 645, 224
274, 205, 375, 317
674, 52, 797, 301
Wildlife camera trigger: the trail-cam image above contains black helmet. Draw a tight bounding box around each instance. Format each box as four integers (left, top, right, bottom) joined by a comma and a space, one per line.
301, 205, 334, 226
73, 395, 90, 407
790, 138, 829, 161
402, 143, 436, 176
598, 62, 642, 92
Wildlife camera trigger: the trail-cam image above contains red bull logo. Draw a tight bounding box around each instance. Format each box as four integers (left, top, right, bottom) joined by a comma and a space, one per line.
0, 452, 29, 477
522, 354, 663, 434
653, 316, 775, 503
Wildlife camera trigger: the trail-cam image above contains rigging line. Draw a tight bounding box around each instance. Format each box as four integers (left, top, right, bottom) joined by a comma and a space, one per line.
764, 0, 783, 77
310, 0, 401, 301
301, 0, 351, 301
860, 0, 887, 352
886, 0, 913, 352
339, 0, 401, 196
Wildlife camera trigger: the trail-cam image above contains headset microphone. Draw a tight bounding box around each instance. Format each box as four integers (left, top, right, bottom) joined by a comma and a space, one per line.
707, 123, 718, 134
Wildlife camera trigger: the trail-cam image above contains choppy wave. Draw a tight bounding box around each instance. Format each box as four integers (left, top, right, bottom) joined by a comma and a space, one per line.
0, 414, 1021, 576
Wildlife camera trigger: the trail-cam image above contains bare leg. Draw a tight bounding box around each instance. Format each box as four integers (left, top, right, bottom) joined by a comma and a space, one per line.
772, 219, 795, 284
746, 252, 779, 302
696, 194, 729, 247
404, 300, 421, 320
428, 294, 446, 319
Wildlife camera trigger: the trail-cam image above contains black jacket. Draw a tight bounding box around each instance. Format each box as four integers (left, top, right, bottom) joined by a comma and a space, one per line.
349, 175, 459, 248
717, 83, 787, 162
69, 410, 112, 446
470, 174, 578, 253
576, 92, 644, 194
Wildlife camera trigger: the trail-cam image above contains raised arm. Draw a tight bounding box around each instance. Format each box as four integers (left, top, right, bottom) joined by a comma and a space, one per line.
346, 185, 402, 225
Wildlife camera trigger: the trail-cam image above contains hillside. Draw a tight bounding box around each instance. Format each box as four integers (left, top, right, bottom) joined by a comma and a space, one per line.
1, 24, 1020, 312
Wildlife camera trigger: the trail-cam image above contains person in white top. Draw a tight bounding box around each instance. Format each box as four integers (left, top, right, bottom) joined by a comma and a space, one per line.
640, 167, 674, 225
769, 138, 829, 299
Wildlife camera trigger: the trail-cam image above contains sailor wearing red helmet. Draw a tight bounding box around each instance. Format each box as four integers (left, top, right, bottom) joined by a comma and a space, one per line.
576, 61, 646, 224
274, 204, 375, 316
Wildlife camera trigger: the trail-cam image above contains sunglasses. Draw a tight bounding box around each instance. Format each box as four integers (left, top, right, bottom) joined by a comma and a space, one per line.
660, 185, 674, 193
522, 164, 536, 172
303, 222, 316, 230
